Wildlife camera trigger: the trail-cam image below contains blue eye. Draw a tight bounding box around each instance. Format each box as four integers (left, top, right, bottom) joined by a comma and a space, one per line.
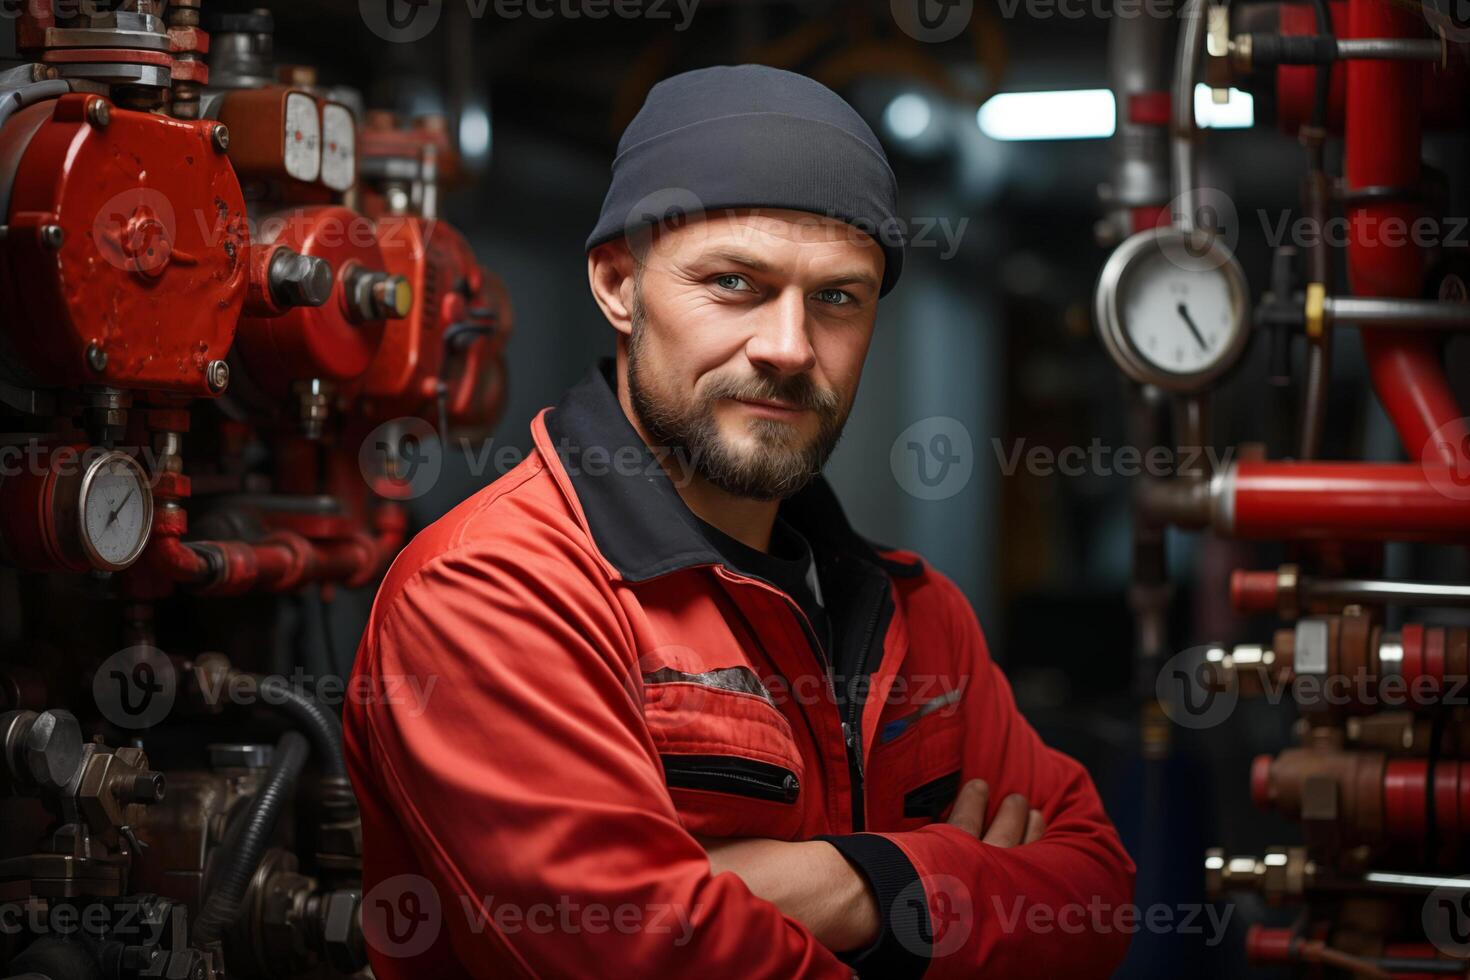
714, 274, 751, 292
815, 288, 851, 306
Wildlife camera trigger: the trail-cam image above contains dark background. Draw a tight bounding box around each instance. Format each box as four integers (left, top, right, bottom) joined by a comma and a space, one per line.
221, 1, 1470, 974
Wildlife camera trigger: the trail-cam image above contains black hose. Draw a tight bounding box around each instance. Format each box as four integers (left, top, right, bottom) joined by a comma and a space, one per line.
191, 730, 310, 949
251, 673, 346, 778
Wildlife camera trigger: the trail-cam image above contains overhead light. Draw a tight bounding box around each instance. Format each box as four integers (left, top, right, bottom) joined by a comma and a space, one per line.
976, 89, 1116, 141
884, 93, 933, 141
974, 85, 1255, 141
1194, 84, 1254, 129
459, 104, 491, 159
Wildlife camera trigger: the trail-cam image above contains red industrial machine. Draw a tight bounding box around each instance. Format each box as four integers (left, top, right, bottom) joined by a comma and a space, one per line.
1100, 0, 1470, 974
0, 4, 510, 977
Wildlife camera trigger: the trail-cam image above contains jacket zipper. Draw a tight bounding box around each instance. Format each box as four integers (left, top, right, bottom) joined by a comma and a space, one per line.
711, 562, 886, 833
661, 754, 801, 803
843, 579, 885, 832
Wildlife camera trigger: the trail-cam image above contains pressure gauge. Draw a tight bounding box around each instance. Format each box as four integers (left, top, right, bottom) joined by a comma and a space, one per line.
1094, 226, 1251, 392
320, 103, 356, 192
76, 450, 153, 571
283, 91, 322, 183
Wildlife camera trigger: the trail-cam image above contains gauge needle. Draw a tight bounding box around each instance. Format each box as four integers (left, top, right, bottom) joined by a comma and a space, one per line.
107, 488, 135, 526
1177, 303, 1209, 351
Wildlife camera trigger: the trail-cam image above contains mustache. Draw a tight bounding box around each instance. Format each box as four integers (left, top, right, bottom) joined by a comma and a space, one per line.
702, 373, 841, 414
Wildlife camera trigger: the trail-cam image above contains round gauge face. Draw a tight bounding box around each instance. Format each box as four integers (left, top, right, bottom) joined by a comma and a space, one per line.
284, 91, 322, 183
321, 102, 356, 192
1094, 227, 1250, 392
1120, 247, 1239, 375
78, 452, 153, 571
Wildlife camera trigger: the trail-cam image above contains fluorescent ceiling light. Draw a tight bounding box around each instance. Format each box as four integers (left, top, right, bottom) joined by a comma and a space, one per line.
459, 105, 491, 158
884, 93, 933, 141
976, 85, 1255, 141
1194, 84, 1254, 129
977, 89, 1116, 141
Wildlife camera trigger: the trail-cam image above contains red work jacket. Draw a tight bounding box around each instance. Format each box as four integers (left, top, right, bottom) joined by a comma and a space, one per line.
344, 359, 1135, 978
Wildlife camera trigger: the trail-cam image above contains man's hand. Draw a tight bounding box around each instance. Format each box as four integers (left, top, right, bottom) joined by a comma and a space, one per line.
698, 779, 1046, 952
947, 778, 1046, 846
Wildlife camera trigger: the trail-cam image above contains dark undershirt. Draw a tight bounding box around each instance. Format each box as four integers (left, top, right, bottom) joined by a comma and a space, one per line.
692, 515, 834, 660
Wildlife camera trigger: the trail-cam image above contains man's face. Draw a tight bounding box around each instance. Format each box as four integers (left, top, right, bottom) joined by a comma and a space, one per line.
623, 209, 884, 501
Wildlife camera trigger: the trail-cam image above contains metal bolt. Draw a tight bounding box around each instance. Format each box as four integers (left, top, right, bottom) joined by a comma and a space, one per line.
86, 98, 111, 129
210, 123, 230, 153
371, 274, 413, 319
86, 343, 108, 372
39, 224, 64, 249
267, 248, 334, 308
120, 771, 166, 804
205, 359, 229, 393
23, 710, 84, 793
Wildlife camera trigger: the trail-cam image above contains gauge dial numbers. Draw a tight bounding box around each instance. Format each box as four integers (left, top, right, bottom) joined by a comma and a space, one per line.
1094, 227, 1251, 392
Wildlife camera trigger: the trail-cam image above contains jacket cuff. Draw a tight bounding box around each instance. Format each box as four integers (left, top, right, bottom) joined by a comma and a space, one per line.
816, 833, 931, 978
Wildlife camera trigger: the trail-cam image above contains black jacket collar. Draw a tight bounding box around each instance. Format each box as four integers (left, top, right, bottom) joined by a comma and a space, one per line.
543, 358, 919, 584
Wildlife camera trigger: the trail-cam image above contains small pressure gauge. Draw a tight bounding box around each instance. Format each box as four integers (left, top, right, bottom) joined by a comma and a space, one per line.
1094, 226, 1251, 392
283, 91, 322, 183
321, 102, 356, 192
76, 450, 153, 571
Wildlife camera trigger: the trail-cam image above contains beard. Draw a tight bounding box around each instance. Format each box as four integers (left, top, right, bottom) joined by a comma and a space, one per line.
625, 290, 848, 502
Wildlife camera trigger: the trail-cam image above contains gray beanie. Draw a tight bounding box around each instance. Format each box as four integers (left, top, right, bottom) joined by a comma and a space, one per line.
586, 64, 905, 296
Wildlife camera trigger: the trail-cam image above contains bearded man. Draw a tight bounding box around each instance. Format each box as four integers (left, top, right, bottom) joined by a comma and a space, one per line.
346, 64, 1134, 980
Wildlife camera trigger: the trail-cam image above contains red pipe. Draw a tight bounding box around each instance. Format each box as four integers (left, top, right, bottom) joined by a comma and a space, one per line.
142, 501, 406, 595
1346, 0, 1467, 464
1226, 462, 1470, 540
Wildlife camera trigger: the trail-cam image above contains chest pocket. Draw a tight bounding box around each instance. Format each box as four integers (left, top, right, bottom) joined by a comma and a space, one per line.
866, 685, 967, 831
641, 656, 806, 840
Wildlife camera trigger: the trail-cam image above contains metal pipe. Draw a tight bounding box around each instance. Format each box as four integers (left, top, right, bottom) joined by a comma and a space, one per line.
1327, 296, 1470, 329
1232, 568, 1470, 612
1170, 0, 1209, 231
1102, 5, 1172, 242
1336, 37, 1442, 60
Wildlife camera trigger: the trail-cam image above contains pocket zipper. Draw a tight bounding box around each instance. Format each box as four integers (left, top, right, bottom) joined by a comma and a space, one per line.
661, 754, 800, 804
